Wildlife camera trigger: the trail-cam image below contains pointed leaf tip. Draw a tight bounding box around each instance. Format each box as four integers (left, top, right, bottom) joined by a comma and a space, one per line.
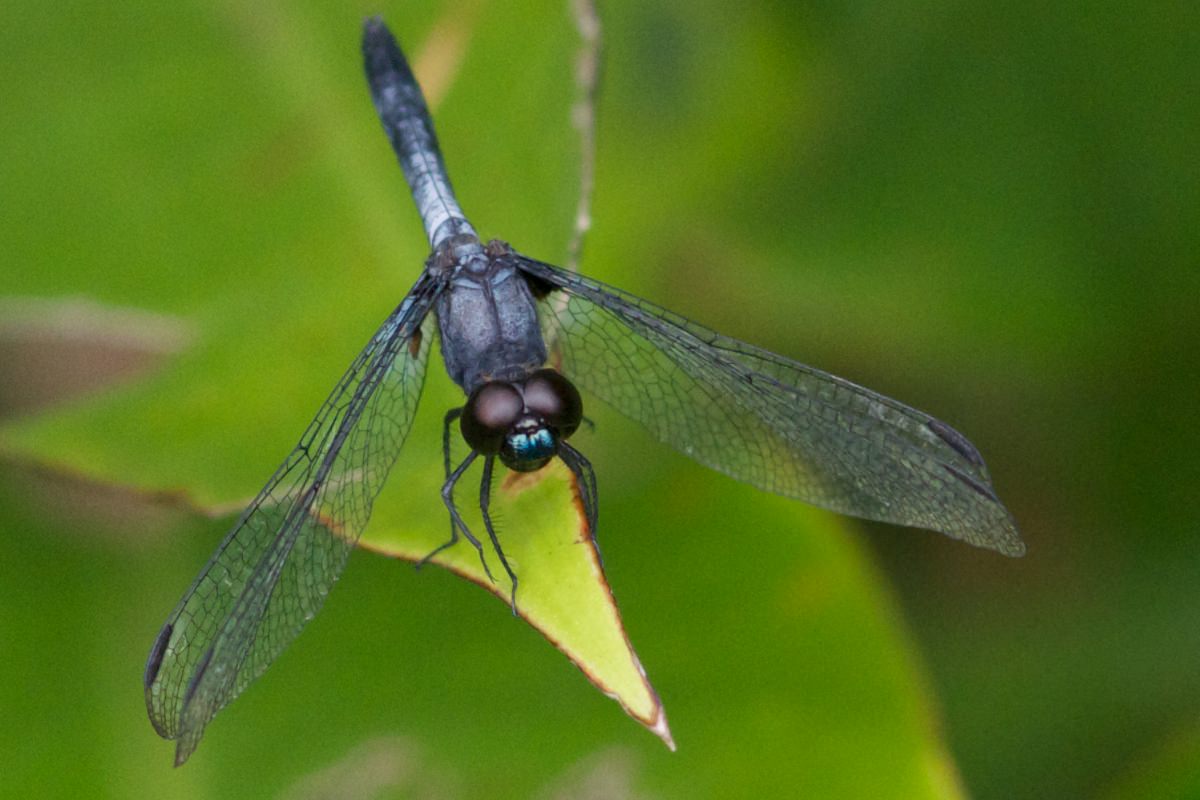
361, 458, 670, 746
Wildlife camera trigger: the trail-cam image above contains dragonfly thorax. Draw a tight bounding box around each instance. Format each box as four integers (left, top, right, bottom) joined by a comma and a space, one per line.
461, 369, 583, 472
434, 237, 549, 392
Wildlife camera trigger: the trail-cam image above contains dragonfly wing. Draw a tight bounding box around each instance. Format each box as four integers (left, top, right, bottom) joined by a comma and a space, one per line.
144, 272, 443, 765
517, 255, 1022, 556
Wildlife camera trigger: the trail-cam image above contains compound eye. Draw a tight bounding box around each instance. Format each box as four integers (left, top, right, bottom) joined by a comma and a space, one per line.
461, 382, 523, 453
521, 369, 582, 439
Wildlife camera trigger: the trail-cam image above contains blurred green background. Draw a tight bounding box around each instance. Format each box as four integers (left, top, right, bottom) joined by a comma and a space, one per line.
1, 1, 1197, 798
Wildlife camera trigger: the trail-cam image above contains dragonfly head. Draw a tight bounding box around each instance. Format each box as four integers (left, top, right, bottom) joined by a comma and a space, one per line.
461, 369, 582, 472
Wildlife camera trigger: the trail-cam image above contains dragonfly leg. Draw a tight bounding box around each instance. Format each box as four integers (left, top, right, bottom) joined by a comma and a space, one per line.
478, 455, 519, 613
558, 441, 601, 563
417, 407, 464, 570
438, 449, 496, 582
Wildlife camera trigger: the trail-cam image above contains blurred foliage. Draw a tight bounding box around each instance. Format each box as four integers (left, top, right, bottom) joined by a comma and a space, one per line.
0, 0, 1196, 798
1102, 722, 1200, 800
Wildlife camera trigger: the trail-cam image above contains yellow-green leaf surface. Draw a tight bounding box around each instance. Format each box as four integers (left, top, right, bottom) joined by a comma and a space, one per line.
362, 459, 672, 747
0, 2, 966, 797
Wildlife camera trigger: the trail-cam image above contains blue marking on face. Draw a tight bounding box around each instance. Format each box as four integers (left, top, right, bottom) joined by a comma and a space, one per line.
509, 428, 555, 462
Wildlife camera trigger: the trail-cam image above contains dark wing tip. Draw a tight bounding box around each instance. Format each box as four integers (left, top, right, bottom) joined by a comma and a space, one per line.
144, 622, 172, 692
145, 622, 177, 740
170, 646, 216, 766
942, 463, 998, 503
927, 418, 986, 470
182, 646, 214, 708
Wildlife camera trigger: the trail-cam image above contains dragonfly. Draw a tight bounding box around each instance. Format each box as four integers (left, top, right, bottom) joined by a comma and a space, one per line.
144, 17, 1023, 766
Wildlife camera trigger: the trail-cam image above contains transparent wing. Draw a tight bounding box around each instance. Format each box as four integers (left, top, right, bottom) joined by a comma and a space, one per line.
144, 272, 443, 765
517, 255, 1023, 556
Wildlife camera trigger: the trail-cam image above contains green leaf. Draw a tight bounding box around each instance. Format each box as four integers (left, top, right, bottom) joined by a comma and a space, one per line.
362, 458, 672, 747
0, 2, 966, 797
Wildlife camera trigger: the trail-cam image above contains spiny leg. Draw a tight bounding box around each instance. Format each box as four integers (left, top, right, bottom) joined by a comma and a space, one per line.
443, 407, 463, 478
559, 441, 601, 563
418, 407, 465, 569
439, 449, 496, 582
478, 455, 520, 613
